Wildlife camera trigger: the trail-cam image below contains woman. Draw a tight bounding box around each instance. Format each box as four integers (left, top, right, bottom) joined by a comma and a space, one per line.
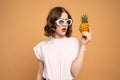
33, 6, 91, 80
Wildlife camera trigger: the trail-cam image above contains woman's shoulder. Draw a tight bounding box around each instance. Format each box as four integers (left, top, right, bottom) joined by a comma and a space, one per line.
33, 38, 52, 48
70, 37, 80, 41
69, 37, 81, 45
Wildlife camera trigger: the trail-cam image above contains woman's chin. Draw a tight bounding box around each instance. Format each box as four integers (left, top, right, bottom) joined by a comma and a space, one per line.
55, 32, 67, 38
60, 33, 66, 36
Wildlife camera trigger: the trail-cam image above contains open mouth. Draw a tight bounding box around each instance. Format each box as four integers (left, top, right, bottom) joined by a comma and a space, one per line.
61, 28, 67, 32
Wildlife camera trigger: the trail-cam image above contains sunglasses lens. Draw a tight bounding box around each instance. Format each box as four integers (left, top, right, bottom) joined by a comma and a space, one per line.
67, 20, 71, 25
58, 20, 64, 25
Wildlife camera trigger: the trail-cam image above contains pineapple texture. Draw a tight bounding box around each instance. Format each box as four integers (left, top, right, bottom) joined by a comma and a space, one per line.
79, 14, 90, 33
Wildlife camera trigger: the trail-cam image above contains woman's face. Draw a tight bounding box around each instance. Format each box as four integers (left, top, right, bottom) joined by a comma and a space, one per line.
55, 12, 69, 38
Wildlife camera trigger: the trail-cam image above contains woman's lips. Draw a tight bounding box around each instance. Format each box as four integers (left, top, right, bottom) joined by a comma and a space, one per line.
61, 28, 67, 32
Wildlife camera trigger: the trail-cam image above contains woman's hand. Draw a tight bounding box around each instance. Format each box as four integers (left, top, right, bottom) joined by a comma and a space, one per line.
81, 27, 91, 46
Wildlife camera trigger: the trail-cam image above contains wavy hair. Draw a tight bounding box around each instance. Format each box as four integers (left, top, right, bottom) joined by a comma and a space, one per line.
44, 7, 73, 37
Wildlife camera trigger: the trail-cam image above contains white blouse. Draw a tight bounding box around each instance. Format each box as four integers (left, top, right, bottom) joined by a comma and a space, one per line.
33, 37, 80, 80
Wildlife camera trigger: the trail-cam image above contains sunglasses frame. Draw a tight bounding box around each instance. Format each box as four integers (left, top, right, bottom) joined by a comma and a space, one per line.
56, 19, 72, 26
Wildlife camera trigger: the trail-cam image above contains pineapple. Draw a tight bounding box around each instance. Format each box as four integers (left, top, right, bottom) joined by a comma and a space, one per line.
79, 14, 90, 33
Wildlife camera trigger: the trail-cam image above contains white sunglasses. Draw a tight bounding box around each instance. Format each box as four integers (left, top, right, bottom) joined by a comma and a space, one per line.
56, 19, 72, 26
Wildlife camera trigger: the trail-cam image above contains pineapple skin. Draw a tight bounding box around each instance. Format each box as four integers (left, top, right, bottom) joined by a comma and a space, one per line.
79, 23, 89, 32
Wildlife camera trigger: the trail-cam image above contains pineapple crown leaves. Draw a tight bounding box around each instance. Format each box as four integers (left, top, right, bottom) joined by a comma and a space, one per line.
81, 14, 88, 23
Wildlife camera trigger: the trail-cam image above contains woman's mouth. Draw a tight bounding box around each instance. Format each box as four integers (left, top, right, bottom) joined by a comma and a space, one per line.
61, 28, 67, 32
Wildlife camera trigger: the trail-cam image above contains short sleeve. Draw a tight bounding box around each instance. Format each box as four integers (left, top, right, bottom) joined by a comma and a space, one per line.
33, 45, 43, 61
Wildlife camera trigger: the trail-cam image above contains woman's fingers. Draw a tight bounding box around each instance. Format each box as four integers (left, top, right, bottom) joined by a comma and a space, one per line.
81, 31, 91, 45
82, 31, 91, 40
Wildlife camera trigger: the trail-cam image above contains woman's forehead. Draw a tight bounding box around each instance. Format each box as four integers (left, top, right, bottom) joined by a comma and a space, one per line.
60, 12, 68, 19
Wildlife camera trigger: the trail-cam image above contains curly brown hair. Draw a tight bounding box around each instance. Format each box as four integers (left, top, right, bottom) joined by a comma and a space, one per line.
44, 7, 73, 37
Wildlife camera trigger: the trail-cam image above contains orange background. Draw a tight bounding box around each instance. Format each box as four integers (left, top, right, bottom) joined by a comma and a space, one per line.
0, 0, 120, 80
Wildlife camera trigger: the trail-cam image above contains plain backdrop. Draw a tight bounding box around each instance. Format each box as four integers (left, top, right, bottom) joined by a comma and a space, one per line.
0, 0, 120, 80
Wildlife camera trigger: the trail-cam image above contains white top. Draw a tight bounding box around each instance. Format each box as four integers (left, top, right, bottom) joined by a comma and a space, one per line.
33, 37, 81, 80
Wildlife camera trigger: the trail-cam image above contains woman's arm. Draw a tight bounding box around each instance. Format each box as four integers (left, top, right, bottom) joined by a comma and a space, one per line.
71, 31, 91, 77
71, 45, 86, 77
36, 60, 44, 80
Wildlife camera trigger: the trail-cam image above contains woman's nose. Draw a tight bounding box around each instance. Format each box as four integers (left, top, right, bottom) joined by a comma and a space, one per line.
63, 22, 68, 27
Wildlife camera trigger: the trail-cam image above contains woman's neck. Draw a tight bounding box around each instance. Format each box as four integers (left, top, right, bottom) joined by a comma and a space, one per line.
54, 35, 66, 39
